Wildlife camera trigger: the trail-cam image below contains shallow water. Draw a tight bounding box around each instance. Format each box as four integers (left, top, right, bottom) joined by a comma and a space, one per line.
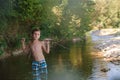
0, 41, 120, 80
47, 41, 93, 80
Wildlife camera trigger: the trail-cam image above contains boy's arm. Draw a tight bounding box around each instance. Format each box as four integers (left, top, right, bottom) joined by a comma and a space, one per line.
42, 40, 50, 54
21, 38, 30, 54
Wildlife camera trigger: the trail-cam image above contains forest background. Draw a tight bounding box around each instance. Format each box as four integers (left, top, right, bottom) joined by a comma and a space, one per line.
0, 0, 120, 55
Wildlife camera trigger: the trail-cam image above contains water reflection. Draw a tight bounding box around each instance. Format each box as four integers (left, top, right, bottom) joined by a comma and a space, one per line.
33, 74, 47, 80
70, 41, 93, 78
0, 41, 93, 80
69, 43, 82, 67
47, 41, 93, 80
0, 55, 32, 80
33, 75, 41, 80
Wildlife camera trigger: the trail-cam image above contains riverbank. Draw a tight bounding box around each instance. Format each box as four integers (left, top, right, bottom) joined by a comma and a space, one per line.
0, 50, 23, 60
91, 29, 120, 63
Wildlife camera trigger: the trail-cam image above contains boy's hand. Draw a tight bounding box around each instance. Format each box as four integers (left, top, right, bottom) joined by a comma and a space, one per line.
44, 38, 52, 44
21, 38, 25, 43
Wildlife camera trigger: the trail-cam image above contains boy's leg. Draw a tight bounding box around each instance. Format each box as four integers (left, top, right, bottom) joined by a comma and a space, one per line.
32, 61, 41, 80
40, 60, 48, 80
40, 67, 48, 80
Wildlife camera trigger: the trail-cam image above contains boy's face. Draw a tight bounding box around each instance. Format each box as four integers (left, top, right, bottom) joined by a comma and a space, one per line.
32, 31, 40, 40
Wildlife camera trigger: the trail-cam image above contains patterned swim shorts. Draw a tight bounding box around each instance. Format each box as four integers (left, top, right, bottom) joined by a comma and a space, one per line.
32, 60, 48, 80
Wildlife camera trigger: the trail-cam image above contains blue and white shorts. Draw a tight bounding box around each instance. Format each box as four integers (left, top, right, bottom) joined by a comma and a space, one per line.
32, 60, 48, 80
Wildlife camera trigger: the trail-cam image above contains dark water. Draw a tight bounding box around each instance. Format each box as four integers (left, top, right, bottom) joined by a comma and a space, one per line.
0, 41, 93, 80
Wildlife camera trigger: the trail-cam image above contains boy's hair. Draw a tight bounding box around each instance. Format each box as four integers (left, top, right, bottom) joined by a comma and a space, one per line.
31, 28, 40, 34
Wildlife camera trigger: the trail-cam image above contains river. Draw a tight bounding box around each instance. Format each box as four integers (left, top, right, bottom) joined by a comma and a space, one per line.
0, 41, 120, 80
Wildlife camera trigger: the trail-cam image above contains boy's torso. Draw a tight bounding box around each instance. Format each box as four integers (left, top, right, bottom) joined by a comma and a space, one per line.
30, 40, 45, 61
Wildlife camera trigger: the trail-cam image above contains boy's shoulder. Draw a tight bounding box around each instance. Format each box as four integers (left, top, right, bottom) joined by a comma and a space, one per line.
40, 40, 44, 44
28, 41, 32, 44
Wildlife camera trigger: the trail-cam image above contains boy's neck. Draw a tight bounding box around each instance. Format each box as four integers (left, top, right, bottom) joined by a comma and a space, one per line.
32, 39, 39, 42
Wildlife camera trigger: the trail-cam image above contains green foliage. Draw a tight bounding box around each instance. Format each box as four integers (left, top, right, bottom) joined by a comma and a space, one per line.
58, 0, 95, 39
0, 0, 10, 32
92, 0, 120, 28
0, 39, 7, 55
2, 0, 120, 54
14, 0, 42, 22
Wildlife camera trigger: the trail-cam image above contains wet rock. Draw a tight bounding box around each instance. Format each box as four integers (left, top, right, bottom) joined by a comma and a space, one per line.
12, 50, 23, 56
110, 60, 120, 65
101, 68, 110, 72
91, 29, 120, 63
104, 48, 120, 58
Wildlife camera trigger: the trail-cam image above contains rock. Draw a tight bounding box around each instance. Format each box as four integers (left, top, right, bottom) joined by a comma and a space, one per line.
110, 61, 120, 65
12, 50, 23, 56
104, 48, 120, 58
91, 29, 120, 63
101, 68, 110, 72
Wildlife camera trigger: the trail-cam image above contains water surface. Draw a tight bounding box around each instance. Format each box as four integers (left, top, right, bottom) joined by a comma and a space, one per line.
1, 41, 118, 80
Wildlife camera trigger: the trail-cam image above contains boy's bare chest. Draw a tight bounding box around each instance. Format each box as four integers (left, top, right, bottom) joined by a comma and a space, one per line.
30, 42, 42, 50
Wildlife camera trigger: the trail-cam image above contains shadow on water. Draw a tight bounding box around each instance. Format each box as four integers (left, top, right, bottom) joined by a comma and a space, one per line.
0, 55, 32, 80
0, 41, 93, 80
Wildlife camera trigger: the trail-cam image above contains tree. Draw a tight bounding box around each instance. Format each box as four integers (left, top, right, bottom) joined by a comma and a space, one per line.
92, 0, 120, 28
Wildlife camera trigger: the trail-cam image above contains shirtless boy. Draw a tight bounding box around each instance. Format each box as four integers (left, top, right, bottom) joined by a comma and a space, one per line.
21, 28, 50, 80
